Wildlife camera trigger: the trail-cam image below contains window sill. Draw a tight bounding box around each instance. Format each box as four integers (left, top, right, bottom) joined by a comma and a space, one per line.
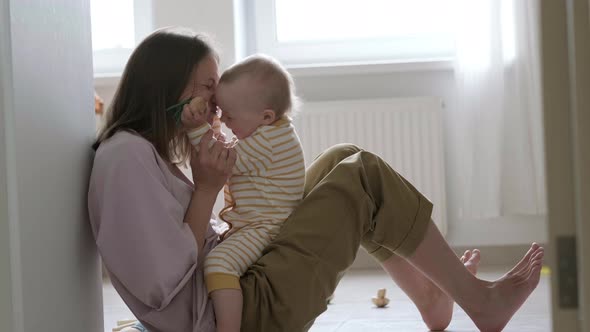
286, 58, 454, 77
93, 59, 455, 87
94, 74, 122, 88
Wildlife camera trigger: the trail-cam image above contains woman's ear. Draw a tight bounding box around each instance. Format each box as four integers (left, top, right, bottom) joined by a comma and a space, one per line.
262, 109, 277, 125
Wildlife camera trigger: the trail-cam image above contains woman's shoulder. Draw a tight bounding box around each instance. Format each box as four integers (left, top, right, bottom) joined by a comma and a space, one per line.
97, 130, 154, 156
95, 131, 161, 166
91, 131, 167, 181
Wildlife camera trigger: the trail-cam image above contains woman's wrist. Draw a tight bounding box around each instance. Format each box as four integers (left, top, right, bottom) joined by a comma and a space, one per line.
192, 185, 222, 197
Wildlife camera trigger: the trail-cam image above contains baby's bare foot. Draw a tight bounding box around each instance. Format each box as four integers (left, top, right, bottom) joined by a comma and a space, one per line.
466, 244, 544, 332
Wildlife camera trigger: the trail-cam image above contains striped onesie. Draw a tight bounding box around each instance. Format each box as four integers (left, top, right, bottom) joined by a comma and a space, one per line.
187, 116, 305, 293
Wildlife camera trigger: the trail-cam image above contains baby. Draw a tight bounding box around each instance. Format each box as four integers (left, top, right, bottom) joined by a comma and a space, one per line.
181, 54, 305, 332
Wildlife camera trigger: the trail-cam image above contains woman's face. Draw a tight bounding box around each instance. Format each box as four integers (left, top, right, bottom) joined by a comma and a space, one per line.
180, 54, 220, 124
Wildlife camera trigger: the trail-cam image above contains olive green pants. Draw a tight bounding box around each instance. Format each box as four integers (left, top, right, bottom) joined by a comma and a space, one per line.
240, 144, 433, 331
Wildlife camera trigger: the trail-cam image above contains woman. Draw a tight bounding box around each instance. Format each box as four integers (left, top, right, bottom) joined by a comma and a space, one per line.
88, 27, 544, 332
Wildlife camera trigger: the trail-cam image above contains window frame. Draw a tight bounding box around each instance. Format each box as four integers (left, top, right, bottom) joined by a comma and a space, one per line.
91, 0, 153, 76
251, 0, 456, 67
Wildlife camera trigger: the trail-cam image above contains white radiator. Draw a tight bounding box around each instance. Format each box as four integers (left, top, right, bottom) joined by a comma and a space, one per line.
293, 97, 447, 235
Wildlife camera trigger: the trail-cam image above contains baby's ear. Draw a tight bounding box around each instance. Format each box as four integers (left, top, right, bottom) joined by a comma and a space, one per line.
262, 109, 277, 125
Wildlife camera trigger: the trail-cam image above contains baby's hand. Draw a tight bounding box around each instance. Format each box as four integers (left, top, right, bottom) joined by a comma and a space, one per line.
214, 132, 238, 148
224, 136, 239, 148
214, 131, 227, 143
181, 97, 208, 128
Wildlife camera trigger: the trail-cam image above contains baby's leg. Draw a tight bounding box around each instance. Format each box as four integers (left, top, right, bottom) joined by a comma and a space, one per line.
205, 226, 274, 332
210, 289, 242, 332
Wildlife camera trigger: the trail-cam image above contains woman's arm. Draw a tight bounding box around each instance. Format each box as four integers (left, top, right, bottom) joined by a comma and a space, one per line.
184, 188, 218, 254
184, 130, 236, 251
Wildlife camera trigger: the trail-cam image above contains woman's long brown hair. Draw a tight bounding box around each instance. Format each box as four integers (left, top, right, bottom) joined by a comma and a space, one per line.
93, 27, 218, 163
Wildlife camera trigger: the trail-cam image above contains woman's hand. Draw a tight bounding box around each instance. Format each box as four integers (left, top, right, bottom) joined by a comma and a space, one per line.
190, 130, 236, 194
185, 129, 235, 251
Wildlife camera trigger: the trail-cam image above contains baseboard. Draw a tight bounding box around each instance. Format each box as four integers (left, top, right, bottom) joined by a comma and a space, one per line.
446, 215, 548, 247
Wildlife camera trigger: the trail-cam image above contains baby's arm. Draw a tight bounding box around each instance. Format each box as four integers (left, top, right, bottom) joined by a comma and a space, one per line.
248, 124, 304, 180
231, 132, 274, 176
183, 97, 224, 151
186, 124, 212, 152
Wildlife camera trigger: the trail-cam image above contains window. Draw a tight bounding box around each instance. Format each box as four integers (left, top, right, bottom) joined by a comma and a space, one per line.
90, 0, 153, 75
251, 0, 457, 66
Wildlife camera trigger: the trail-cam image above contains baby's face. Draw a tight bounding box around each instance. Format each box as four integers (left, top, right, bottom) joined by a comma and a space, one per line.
216, 78, 267, 139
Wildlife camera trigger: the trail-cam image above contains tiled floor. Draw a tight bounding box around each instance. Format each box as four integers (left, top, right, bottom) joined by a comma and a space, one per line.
103, 267, 551, 332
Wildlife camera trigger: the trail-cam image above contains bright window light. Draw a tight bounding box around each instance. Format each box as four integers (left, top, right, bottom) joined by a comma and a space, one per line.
275, 0, 454, 43
90, 0, 152, 75
90, 0, 135, 51
252, 0, 457, 66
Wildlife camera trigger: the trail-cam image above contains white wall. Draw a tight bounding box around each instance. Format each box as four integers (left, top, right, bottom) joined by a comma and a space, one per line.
0, 0, 103, 331
153, 0, 238, 69
95, 0, 547, 249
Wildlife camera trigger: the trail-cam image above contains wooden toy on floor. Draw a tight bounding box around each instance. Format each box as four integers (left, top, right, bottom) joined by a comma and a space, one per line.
372, 288, 390, 308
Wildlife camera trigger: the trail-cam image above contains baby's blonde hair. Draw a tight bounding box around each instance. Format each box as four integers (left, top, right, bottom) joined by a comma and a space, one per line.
219, 54, 299, 117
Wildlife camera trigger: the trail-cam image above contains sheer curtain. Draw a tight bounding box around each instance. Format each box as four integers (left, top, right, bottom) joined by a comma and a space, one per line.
451, 0, 546, 220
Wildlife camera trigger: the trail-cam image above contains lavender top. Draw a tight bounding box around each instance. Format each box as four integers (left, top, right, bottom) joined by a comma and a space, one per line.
88, 131, 218, 331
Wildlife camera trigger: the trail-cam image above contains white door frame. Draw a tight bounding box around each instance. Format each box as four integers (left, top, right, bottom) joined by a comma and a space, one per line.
540, 0, 590, 330
0, 0, 103, 331
567, 0, 590, 329
0, 0, 17, 330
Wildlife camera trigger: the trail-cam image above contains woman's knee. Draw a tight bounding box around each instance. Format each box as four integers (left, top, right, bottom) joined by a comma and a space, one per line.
304, 144, 364, 194
315, 143, 363, 164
